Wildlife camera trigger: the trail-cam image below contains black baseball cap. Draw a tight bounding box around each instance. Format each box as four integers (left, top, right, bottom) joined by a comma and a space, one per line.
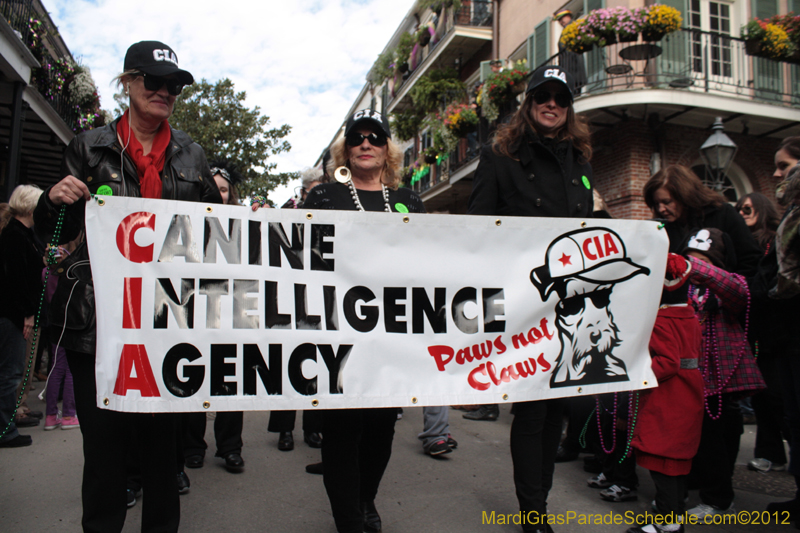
344, 109, 392, 139
526, 65, 575, 102
124, 41, 194, 85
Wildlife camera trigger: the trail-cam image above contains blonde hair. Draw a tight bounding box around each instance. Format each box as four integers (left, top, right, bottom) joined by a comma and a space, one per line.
326, 136, 404, 189
8, 184, 42, 217
111, 69, 140, 91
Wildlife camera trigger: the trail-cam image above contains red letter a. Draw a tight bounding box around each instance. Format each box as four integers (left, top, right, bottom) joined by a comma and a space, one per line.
113, 344, 161, 397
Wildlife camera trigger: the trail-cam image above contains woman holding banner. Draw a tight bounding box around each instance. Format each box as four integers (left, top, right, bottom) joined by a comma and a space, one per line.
303, 108, 423, 533
33, 41, 220, 533
467, 64, 593, 533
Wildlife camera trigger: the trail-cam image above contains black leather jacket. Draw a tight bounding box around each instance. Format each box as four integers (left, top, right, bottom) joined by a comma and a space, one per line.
34, 117, 222, 353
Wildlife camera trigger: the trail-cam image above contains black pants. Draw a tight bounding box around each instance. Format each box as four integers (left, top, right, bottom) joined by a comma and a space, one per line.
268, 409, 322, 433
598, 393, 639, 489
689, 394, 743, 509
184, 411, 243, 458
752, 351, 789, 464
321, 408, 396, 533
511, 399, 564, 529
561, 395, 594, 454
67, 351, 179, 533
651, 471, 687, 516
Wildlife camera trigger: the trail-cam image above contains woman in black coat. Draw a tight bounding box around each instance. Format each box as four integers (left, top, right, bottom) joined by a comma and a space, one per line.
468, 64, 594, 533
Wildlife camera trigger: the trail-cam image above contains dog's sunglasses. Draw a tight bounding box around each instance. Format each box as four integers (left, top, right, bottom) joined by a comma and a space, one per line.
345, 131, 388, 147
532, 90, 571, 109
133, 73, 184, 96
557, 288, 612, 317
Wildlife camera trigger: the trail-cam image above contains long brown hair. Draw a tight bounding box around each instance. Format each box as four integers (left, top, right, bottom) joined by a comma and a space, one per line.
778, 136, 800, 160
735, 192, 780, 250
491, 96, 592, 162
643, 165, 725, 222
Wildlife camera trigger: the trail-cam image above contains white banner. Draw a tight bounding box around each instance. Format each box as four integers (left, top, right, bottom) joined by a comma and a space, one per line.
85, 196, 665, 413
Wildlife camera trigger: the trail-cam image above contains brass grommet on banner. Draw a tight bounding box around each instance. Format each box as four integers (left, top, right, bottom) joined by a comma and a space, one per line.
577, 387, 583, 393
306, 213, 313, 220
311, 399, 319, 407
205, 206, 213, 213
203, 401, 211, 409
96, 198, 105, 206
103, 398, 109, 406
580, 221, 587, 228
495, 219, 501, 226
502, 394, 508, 401
403, 216, 410, 223
411, 397, 418, 404
643, 381, 648, 386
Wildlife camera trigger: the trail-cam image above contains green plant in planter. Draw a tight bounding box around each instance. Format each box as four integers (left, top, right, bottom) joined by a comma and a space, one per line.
372, 49, 395, 83
410, 68, 466, 114
395, 32, 416, 73
419, 0, 462, 13
391, 109, 424, 141
423, 145, 440, 163
423, 114, 458, 154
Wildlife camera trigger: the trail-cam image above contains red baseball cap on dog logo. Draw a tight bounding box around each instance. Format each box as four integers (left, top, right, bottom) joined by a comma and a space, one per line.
531, 228, 649, 300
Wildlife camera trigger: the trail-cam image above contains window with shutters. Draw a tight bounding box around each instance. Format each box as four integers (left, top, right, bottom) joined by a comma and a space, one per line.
688, 0, 734, 79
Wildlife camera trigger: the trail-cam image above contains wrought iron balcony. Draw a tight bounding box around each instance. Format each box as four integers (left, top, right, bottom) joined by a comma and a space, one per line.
544, 28, 799, 106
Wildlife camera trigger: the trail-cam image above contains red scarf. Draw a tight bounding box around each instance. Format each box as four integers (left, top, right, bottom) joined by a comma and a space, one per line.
117, 110, 171, 199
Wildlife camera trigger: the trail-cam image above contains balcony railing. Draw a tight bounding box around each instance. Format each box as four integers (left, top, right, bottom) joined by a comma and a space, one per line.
389, 0, 492, 106
542, 28, 799, 106
1, 0, 80, 130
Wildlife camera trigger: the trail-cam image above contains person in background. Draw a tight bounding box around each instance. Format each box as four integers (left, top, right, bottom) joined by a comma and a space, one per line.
33, 40, 221, 532
281, 166, 324, 209
0, 185, 45, 448
761, 136, 800, 526
467, 64, 594, 533
643, 165, 761, 277
734, 192, 787, 474
184, 161, 246, 473
682, 228, 765, 520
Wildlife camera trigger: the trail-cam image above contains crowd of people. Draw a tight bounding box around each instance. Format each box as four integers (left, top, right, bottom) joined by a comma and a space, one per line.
0, 39, 797, 533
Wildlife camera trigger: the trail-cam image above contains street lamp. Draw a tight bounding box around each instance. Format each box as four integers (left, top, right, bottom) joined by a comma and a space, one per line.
699, 117, 738, 194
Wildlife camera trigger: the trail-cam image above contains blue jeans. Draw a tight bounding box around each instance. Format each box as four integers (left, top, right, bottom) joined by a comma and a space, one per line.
0, 318, 25, 443
417, 406, 450, 450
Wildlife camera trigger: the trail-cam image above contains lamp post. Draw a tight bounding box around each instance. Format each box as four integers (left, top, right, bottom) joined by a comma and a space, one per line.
699, 117, 738, 195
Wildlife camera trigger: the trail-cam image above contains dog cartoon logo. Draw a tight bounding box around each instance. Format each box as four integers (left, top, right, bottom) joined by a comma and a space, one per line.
531, 228, 649, 388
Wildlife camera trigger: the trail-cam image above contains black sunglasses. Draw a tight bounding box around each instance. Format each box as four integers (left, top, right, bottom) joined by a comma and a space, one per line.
532, 90, 571, 108
557, 289, 612, 317
134, 73, 184, 96
346, 131, 388, 147
738, 205, 753, 216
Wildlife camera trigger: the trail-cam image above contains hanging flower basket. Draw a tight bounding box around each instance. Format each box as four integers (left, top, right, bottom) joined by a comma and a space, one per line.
618, 31, 639, 43
744, 39, 762, 56
642, 28, 666, 42
398, 62, 409, 73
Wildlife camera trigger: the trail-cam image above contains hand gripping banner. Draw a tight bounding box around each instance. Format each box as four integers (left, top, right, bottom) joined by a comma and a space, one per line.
85, 197, 665, 413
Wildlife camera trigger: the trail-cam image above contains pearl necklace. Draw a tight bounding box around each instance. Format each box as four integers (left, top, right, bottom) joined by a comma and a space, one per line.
347, 179, 391, 212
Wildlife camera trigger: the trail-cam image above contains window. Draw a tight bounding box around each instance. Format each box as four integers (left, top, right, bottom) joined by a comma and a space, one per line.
688, 0, 733, 78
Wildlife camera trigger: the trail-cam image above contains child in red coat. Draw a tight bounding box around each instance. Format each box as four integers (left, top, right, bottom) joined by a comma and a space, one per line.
629, 254, 704, 533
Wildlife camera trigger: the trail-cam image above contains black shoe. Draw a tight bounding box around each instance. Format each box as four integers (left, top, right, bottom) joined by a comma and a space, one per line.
278, 431, 294, 451
426, 438, 452, 456
185, 454, 204, 469
223, 453, 245, 471
362, 500, 381, 532
14, 416, 39, 428
446, 434, 458, 449
177, 471, 190, 494
555, 445, 579, 462
462, 405, 499, 421
0, 434, 32, 448
304, 431, 322, 448
767, 498, 800, 520
305, 462, 323, 475
126, 489, 137, 508
24, 410, 43, 419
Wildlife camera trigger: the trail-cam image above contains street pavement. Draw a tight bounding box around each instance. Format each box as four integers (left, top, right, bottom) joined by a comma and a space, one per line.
1, 394, 793, 532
